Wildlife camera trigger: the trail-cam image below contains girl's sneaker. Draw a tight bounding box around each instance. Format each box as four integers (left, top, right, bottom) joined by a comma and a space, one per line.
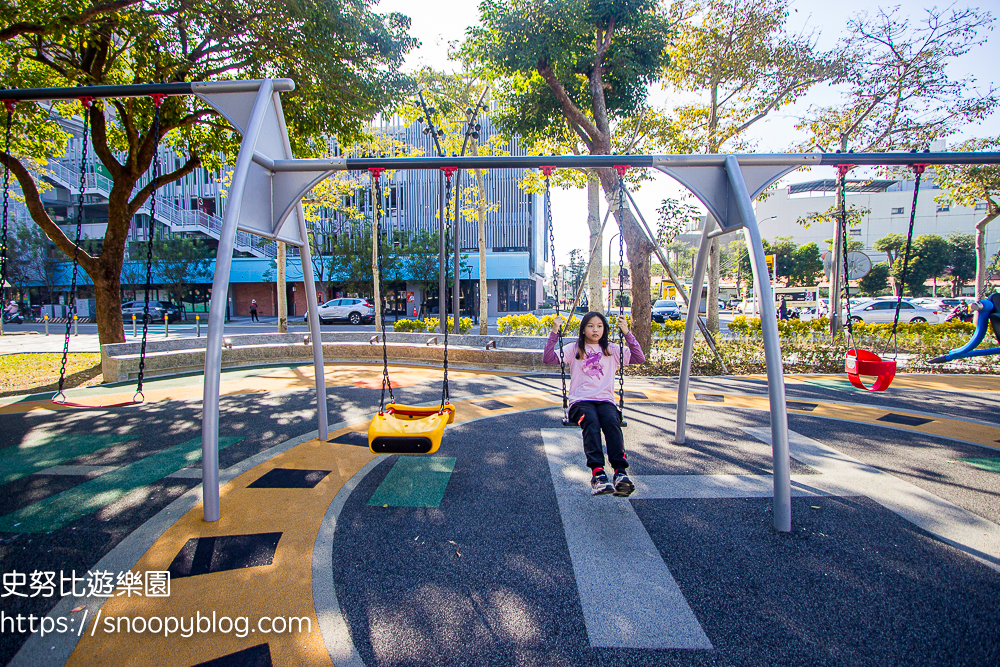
590, 471, 614, 495
612, 470, 635, 497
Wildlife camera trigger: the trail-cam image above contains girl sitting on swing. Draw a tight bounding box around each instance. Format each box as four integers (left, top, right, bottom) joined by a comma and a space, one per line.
544, 311, 645, 496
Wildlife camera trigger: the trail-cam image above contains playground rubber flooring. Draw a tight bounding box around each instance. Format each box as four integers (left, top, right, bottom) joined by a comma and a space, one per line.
0, 364, 998, 666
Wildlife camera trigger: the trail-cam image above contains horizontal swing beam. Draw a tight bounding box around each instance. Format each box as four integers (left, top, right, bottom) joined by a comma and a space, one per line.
260, 152, 1000, 172
0, 79, 295, 102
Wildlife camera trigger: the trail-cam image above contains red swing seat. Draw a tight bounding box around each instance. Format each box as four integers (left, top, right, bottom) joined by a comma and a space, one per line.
845, 349, 896, 392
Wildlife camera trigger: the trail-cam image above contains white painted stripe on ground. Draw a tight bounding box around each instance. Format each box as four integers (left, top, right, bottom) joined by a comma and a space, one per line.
742, 426, 1000, 573
636, 473, 848, 499
541, 429, 713, 650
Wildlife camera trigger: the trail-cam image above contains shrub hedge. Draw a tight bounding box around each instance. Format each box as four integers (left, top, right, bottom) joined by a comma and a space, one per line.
392, 317, 473, 334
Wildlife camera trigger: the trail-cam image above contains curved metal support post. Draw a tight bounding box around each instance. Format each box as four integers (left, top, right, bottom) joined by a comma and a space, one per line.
726, 156, 791, 533
298, 233, 328, 439
675, 216, 714, 445
201, 80, 274, 522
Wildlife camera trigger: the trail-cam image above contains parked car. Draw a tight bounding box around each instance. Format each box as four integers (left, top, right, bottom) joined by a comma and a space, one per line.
848, 300, 944, 325
652, 299, 682, 323
680, 298, 726, 315
314, 298, 375, 325
121, 300, 183, 323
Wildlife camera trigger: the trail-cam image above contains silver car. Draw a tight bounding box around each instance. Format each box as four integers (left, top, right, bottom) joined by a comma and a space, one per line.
315, 298, 375, 325
849, 299, 944, 324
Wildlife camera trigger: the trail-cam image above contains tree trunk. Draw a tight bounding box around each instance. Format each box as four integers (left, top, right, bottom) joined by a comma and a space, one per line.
93, 275, 125, 345
276, 242, 287, 333
597, 168, 653, 352
474, 168, 488, 335
707, 234, 721, 333
975, 214, 996, 297
586, 173, 604, 314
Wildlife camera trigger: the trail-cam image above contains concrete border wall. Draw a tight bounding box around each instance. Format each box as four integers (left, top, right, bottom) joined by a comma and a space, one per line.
101, 332, 555, 383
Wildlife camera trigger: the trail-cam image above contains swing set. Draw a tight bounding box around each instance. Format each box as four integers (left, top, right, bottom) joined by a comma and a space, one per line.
4, 79, 999, 533
0, 92, 166, 408
838, 162, 928, 392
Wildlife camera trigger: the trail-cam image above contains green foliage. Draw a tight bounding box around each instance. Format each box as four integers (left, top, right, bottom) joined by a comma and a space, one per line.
149, 236, 213, 306
637, 316, 992, 376
413, 317, 473, 334
664, 0, 835, 153
656, 198, 700, 244
466, 0, 673, 143
789, 242, 823, 286
946, 233, 977, 296
858, 262, 890, 297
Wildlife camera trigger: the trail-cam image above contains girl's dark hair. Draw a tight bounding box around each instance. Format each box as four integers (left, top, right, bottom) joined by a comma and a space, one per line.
576, 311, 611, 359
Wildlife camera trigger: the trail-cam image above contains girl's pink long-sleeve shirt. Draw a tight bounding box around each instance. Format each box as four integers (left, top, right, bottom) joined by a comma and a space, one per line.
543, 331, 645, 407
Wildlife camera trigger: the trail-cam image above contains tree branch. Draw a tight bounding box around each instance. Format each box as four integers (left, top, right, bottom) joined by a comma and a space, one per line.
0, 152, 97, 273
0, 0, 142, 41
125, 155, 202, 219
537, 61, 603, 145
88, 104, 125, 178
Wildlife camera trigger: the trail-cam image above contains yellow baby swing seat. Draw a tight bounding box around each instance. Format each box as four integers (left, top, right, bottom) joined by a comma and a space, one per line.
368, 403, 456, 455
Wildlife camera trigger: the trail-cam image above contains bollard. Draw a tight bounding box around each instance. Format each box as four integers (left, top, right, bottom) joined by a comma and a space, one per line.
73, 315, 78, 336
44, 315, 49, 336
196, 314, 200, 337
132, 314, 137, 337
164, 313, 169, 338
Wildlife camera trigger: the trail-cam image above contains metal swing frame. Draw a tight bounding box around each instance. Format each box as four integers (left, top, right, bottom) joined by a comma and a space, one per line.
6, 80, 1000, 533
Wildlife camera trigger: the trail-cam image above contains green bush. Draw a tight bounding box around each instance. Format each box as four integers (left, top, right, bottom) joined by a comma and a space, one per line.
418, 317, 473, 334
392, 318, 425, 333
627, 315, 990, 376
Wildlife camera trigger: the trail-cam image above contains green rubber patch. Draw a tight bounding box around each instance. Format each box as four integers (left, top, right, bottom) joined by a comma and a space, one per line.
0, 433, 138, 484
0, 436, 242, 533
368, 457, 456, 508
959, 458, 1000, 475
804, 379, 865, 393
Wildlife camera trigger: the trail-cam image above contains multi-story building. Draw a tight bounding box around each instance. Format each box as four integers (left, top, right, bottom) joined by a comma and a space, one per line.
754, 172, 1000, 282
12, 112, 546, 319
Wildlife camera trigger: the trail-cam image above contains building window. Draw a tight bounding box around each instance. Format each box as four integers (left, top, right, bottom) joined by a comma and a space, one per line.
936, 204, 950, 212
891, 207, 904, 215
976, 202, 988, 211
849, 228, 861, 236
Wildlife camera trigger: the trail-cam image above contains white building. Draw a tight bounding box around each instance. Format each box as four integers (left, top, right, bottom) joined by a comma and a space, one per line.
754, 172, 999, 272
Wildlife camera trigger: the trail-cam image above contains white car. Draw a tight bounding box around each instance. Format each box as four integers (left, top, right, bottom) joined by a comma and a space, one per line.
309, 298, 375, 325
848, 300, 944, 324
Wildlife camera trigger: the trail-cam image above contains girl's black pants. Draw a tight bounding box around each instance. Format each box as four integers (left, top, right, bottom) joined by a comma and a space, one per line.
568, 400, 627, 472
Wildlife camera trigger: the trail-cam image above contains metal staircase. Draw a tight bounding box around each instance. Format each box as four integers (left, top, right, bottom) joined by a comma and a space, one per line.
44, 159, 277, 258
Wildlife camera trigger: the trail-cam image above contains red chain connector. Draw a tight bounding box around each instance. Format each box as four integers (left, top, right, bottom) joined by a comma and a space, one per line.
613, 164, 630, 177
835, 163, 854, 178
540, 165, 556, 177
369, 167, 386, 179
3, 100, 16, 113
441, 166, 458, 178
78, 96, 94, 108
911, 163, 929, 175
149, 93, 167, 108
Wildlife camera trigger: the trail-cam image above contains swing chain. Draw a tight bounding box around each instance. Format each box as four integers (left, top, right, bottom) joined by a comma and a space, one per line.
886, 163, 927, 358
542, 166, 569, 421
1, 101, 14, 316
56, 98, 93, 399
440, 168, 453, 409
135, 96, 163, 398
371, 168, 394, 412
836, 164, 857, 353
614, 165, 629, 422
